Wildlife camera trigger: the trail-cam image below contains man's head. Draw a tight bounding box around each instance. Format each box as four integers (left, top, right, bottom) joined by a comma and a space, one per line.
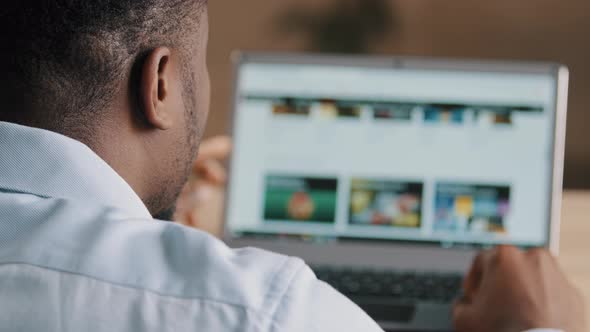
0, 0, 210, 218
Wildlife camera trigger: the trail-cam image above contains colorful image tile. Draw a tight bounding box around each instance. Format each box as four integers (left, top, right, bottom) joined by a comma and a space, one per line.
336, 101, 362, 118
272, 98, 311, 116
264, 175, 338, 223
493, 109, 513, 125
349, 179, 423, 228
373, 103, 414, 121
472, 105, 520, 126
317, 99, 362, 119
423, 104, 466, 124
434, 183, 511, 234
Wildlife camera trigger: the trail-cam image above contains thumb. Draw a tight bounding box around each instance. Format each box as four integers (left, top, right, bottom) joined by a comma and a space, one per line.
195, 136, 232, 165
195, 159, 227, 185
452, 298, 479, 332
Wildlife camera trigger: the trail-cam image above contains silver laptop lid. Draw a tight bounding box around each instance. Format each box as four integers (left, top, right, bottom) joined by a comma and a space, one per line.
224, 52, 568, 255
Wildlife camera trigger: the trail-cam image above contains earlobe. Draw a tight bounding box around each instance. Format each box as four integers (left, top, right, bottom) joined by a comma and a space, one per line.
140, 47, 174, 130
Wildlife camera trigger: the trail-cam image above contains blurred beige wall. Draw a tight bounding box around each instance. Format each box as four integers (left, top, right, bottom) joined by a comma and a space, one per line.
206, 0, 590, 188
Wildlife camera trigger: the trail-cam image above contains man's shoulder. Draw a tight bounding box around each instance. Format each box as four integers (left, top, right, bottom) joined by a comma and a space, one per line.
0, 194, 382, 331
119, 218, 309, 314
0, 194, 307, 315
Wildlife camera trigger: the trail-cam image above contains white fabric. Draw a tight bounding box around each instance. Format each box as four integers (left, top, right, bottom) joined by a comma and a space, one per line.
0, 121, 382, 332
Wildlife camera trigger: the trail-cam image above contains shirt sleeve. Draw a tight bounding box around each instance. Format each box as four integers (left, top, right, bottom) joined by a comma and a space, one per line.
269, 263, 383, 332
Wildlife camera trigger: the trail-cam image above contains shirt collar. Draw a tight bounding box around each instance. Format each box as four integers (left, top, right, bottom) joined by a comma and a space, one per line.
0, 121, 152, 219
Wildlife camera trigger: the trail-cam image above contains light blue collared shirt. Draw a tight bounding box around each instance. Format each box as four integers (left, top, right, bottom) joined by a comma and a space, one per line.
0, 121, 381, 331
0, 121, 561, 332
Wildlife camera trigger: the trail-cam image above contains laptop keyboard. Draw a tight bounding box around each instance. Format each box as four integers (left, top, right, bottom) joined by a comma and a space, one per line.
311, 265, 463, 304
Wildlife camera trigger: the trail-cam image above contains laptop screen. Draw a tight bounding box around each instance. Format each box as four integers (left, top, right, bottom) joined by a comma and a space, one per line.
226, 56, 558, 249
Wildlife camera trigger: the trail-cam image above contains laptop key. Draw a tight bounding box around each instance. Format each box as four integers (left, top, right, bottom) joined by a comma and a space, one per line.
312, 265, 463, 304
348, 296, 416, 323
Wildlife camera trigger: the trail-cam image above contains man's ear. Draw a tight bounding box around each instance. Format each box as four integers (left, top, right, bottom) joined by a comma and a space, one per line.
140, 47, 175, 130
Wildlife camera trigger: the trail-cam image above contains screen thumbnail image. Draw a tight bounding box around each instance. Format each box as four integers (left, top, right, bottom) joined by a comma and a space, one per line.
470, 105, 543, 126
434, 183, 511, 234
423, 104, 466, 124
318, 99, 362, 119
272, 98, 311, 116
349, 179, 423, 228
263, 175, 338, 223
472, 107, 513, 126
372, 103, 414, 121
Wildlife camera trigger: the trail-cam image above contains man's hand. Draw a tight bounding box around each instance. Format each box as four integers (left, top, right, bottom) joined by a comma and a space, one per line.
453, 246, 586, 332
174, 136, 232, 237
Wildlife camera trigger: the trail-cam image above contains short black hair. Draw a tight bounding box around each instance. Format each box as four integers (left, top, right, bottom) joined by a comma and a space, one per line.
0, 0, 206, 126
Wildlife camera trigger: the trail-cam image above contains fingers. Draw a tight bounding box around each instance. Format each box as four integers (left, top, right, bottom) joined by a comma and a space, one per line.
456, 246, 586, 332
458, 247, 521, 310
454, 246, 522, 331
462, 248, 494, 301
177, 182, 225, 237
452, 298, 478, 332
463, 246, 523, 295
192, 136, 231, 184
195, 136, 232, 166
453, 249, 492, 330
196, 159, 227, 185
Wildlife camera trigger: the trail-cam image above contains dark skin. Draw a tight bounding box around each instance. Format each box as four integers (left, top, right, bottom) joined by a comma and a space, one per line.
7, 10, 211, 217
454, 246, 586, 332
69, 13, 210, 217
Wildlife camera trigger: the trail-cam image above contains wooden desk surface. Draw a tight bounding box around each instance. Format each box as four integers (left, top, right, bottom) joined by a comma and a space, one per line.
560, 191, 590, 319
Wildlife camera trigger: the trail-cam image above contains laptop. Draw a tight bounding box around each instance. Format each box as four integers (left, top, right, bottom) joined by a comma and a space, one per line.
224, 52, 568, 331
